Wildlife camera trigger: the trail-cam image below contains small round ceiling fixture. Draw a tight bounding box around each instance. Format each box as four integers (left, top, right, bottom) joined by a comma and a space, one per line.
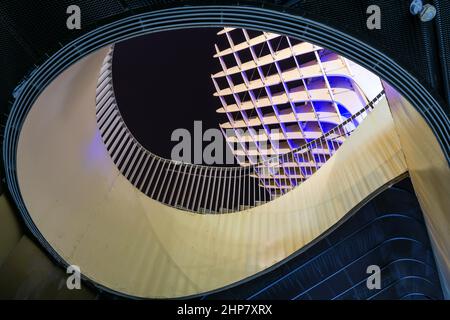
410, 1, 437, 22
420, 4, 437, 22
410, 0, 423, 15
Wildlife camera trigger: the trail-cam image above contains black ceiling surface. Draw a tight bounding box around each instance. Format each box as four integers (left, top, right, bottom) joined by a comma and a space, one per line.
112, 28, 222, 160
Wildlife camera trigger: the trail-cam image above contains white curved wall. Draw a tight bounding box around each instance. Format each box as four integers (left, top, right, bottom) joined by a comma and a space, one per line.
384, 81, 450, 299
16, 47, 407, 298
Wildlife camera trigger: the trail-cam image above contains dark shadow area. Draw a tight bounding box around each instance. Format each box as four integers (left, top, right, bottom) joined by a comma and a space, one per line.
112, 28, 224, 160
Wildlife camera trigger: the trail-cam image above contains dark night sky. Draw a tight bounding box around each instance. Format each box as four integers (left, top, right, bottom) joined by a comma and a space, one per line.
112, 28, 225, 161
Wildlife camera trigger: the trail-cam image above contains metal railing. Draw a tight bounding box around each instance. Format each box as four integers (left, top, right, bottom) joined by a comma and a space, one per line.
96, 48, 385, 214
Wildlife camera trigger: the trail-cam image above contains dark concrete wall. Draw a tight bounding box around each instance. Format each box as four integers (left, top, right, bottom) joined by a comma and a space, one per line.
0, 194, 96, 299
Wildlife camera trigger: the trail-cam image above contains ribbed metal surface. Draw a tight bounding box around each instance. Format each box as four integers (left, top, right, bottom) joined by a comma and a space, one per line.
200, 178, 444, 300
434, 0, 450, 106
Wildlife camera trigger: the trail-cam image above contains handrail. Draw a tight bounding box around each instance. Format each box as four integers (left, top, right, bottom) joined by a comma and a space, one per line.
96, 47, 385, 214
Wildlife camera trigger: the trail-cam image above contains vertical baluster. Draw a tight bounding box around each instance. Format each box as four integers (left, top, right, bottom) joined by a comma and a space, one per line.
214, 168, 222, 214
191, 166, 202, 212
154, 159, 169, 200
252, 166, 256, 207
257, 166, 262, 205
237, 167, 242, 211
162, 161, 177, 204
143, 156, 157, 195
197, 167, 207, 213
174, 163, 189, 208
242, 165, 246, 209
204, 167, 214, 214
248, 165, 251, 208
168, 162, 183, 206
185, 165, 197, 211
232, 168, 237, 212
